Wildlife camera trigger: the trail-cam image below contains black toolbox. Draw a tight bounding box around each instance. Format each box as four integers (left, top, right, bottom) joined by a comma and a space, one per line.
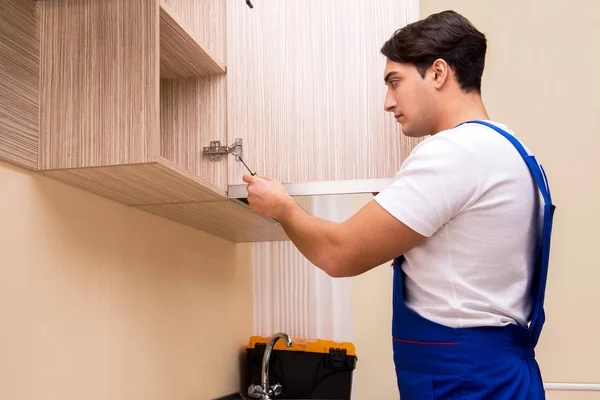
246, 336, 358, 399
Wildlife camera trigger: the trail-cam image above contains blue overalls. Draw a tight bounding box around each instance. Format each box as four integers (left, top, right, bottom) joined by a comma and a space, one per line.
392, 120, 556, 399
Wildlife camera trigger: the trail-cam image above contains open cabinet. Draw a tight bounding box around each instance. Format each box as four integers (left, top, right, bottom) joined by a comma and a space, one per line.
2, 0, 421, 243
35, 0, 286, 242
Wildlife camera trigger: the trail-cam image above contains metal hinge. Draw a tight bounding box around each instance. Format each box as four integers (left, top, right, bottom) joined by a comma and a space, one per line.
202, 138, 243, 162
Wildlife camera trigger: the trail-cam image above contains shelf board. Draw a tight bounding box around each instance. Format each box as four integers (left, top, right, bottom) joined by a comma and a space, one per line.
39, 157, 286, 242
40, 158, 225, 206
138, 200, 288, 243
159, 1, 226, 79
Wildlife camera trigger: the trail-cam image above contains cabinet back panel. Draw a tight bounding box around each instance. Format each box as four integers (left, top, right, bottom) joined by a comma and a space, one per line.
160, 76, 227, 192
159, 0, 228, 192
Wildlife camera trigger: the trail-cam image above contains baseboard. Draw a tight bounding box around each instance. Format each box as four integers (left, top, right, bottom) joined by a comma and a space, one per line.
544, 383, 600, 391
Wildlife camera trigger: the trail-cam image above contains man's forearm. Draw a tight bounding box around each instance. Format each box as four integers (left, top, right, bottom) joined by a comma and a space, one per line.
277, 199, 343, 276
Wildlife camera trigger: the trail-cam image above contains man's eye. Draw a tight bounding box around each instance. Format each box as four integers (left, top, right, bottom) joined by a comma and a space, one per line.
390, 80, 399, 88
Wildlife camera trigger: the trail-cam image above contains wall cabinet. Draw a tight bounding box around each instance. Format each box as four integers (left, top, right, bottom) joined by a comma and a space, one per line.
33, 0, 285, 242
1, 0, 420, 243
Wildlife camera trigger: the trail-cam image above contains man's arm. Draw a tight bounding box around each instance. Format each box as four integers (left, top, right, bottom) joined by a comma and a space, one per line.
243, 175, 425, 277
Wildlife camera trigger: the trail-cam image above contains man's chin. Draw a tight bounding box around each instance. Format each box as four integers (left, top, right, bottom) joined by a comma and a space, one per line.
400, 125, 417, 138
401, 125, 430, 138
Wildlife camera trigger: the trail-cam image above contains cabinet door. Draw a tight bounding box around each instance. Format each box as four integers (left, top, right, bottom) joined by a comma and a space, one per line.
226, 0, 421, 186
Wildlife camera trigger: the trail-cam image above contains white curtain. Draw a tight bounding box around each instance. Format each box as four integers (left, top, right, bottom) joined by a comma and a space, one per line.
252, 194, 355, 343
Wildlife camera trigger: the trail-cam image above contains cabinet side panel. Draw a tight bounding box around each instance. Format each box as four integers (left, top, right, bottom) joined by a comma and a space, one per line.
0, 0, 39, 170
39, 0, 160, 170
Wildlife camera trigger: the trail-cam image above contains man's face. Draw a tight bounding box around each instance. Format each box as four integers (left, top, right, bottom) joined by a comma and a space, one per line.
383, 59, 436, 137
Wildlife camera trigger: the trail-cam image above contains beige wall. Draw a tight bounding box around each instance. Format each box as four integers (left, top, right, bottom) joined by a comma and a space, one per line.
0, 161, 252, 400
546, 393, 600, 400
353, 0, 600, 398
352, 254, 397, 399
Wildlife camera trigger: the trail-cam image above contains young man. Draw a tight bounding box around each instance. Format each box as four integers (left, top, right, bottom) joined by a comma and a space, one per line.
243, 10, 555, 400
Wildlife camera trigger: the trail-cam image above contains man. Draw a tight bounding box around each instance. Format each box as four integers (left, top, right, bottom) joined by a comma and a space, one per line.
243, 10, 555, 400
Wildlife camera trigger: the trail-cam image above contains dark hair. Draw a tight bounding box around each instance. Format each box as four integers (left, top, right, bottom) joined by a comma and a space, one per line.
381, 10, 487, 93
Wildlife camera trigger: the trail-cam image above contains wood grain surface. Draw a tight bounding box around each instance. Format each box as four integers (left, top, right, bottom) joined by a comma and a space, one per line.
39, 0, 160, 170
160, 1, 226, 78
138, 199, 288, 243
161, 76, 228, 192
0, 0, 39, 170
40, 157, 226, 206
226, 0, 423, 185
161, 0, 226, 63
160, 0, 228, 192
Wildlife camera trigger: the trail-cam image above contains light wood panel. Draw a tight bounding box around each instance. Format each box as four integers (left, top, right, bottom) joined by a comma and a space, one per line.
161, 76, 227, 191
40, 158, 226, 206
160, 0, 228, 192
0, 0, 39, 170
161, 0, 226, 62
226, 0, 422, 185
159, 1, 226, 79
39, 0, 159, 170
138, 200, 288, 243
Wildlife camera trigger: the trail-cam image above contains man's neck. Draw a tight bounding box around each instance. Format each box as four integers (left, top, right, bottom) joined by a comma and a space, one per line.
432, 92, 490, 134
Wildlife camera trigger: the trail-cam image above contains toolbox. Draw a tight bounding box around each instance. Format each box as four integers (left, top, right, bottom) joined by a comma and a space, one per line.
246, 336, 357, 399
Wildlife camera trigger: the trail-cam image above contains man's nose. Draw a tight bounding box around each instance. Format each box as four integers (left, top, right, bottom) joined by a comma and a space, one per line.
384, 91, 396, 112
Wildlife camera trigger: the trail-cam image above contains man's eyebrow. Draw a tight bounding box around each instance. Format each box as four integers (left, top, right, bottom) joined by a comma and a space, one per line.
384, 71, 398, 83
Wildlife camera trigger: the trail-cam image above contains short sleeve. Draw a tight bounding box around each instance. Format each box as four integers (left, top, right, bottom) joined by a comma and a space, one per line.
374, 135, 481, 237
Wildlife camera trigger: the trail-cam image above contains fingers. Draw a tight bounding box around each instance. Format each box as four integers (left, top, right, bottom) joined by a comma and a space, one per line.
244, 174, 275, 183
243, 174, 257, 184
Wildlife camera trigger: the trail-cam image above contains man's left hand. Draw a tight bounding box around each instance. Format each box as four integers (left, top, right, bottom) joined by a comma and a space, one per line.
242, 174, 295, 220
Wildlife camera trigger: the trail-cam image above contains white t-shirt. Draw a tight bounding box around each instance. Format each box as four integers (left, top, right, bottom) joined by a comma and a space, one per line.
374, 121, 543, 329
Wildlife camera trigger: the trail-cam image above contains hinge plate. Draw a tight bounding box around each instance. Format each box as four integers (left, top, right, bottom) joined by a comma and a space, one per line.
202, 138, 243, 162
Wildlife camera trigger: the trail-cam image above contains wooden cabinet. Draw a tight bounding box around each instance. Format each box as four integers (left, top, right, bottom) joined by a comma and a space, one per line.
225, 0, 422, 187
1, 0, 420, 242
31, 0, 287, 242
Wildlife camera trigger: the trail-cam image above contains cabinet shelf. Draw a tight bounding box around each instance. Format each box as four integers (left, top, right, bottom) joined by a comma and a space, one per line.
41, 158, 225, 206
40, 157, 287, 243
159, 1, 226, 78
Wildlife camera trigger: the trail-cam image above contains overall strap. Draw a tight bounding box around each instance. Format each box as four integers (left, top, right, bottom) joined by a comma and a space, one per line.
457, 120, 556, 346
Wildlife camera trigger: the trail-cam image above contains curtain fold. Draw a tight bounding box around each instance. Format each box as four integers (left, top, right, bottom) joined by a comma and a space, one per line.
252, 195, 355, 343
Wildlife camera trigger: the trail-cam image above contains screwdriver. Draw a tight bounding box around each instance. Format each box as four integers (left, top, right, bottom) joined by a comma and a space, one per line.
229, 149, 283, 226
230, 149, 258, 177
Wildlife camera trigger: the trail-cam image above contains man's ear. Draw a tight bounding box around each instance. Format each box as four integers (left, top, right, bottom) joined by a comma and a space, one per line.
430, 58, 449, 89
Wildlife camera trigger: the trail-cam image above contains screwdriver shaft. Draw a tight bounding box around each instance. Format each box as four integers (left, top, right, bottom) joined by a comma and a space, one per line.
237, 154, 257, 176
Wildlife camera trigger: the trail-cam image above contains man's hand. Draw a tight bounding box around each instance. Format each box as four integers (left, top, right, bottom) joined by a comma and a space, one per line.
242, 174, 295, 220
